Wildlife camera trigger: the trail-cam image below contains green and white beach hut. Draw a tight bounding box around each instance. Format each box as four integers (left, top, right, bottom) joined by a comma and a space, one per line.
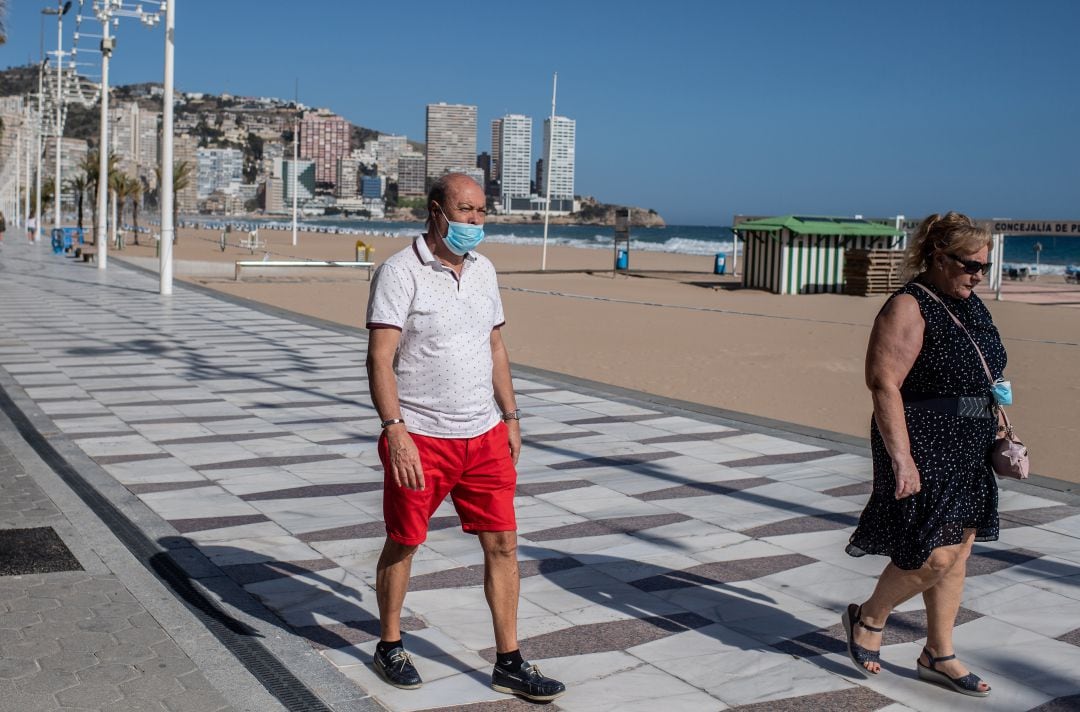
734, 216, 904, 295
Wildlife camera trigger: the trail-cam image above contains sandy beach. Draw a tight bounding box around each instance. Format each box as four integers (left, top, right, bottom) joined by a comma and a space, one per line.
110, 225, 1080, 485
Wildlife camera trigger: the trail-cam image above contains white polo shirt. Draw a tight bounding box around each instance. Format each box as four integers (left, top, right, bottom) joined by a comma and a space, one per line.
366, 236, 506, 438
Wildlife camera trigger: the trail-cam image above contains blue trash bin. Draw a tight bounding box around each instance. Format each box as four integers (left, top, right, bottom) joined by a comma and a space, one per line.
714, 253, 726, 275
50, 228, 64, 254
615, 249, 629, 270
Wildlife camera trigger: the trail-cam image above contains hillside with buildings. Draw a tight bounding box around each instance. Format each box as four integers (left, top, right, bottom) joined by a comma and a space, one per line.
0, 66, 663, 226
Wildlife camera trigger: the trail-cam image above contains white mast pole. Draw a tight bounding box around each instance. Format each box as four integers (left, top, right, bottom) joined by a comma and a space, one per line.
292, 80, 299, 247
159, 0, 175, 295
540, 72, 557, 271
96, 16, 110, 270
54, 9, 64, 231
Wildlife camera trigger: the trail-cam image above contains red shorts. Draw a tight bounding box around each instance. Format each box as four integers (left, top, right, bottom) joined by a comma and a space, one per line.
379, 421, 517, 546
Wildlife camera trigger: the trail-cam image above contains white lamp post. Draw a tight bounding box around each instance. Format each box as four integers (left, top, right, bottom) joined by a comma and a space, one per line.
160, 0, 175, 295
41, 2, 73, 233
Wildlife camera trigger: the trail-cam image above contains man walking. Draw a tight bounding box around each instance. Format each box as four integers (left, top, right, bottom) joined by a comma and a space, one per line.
365, 173, 565, 702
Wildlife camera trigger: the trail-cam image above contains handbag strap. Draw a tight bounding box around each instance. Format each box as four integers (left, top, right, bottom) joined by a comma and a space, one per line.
910, 282, 995, 385
911, 282, 1013, 436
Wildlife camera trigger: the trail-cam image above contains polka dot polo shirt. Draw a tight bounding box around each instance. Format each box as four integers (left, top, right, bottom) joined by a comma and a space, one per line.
366, 237, 505, 438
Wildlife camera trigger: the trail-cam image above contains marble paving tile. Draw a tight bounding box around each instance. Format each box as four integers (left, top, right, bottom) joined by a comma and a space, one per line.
525, 513, 692, 542
633, 476, 773, 502
630, 553, 817, 592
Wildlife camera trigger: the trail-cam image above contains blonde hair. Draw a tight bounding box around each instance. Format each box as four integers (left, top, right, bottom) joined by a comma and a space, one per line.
905, 211, 992, 274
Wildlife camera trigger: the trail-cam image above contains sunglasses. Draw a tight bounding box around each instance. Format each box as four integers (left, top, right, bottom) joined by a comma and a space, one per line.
947, 253, 993, 276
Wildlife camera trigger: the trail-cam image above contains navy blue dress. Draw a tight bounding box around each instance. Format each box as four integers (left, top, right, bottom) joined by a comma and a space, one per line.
847, 280, 1003, 570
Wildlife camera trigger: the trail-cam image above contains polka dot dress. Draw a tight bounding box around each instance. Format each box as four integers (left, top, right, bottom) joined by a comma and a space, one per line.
847, 280, 1004, 570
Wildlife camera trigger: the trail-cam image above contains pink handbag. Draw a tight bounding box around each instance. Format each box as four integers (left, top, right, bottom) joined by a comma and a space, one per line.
912, 283, 1030, 479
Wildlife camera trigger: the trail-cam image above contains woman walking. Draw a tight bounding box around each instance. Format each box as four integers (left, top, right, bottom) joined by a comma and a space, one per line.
844, 212, 1005, 697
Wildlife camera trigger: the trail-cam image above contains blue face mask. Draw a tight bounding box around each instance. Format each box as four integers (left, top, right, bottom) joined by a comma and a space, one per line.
991, 379, 1013, 406
438, 206, 485, 256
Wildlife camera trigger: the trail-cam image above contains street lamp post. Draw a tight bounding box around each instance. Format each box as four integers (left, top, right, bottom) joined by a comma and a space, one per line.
42, 2, 73, 233
91, 0, 163, 272
34, 60, 45, 243
160, 0, 175, 295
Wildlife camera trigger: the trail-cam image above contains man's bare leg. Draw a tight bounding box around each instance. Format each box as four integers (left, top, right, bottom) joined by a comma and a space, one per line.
479, 530, 520, 652
376, 537, 418, 641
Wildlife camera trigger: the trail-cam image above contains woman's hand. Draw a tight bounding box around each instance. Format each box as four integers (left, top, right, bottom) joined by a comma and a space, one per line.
892, 456, 922, 499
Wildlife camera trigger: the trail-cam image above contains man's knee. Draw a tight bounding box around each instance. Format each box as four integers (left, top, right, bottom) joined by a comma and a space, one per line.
479, 531, 518, 559
379, 537, 419, 566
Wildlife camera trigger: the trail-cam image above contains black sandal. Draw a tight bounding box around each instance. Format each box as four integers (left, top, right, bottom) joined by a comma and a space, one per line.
841, 603, 883, 676
917, 647, 990, 697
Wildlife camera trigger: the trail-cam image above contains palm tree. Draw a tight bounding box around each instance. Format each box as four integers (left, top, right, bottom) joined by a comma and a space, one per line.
155, 159, 192, 244
80, 150, 119, 243
65, 174, 89, 229
124, 174, 143, 246
0, 0, 8, 46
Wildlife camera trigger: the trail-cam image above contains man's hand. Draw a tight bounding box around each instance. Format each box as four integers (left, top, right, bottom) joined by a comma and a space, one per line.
892, 456, 921, 499
505, 419, 521, 465
386, 426, 424, 490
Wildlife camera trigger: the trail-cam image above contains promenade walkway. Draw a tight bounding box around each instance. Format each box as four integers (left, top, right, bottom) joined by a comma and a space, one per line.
1, 239, 1079, 712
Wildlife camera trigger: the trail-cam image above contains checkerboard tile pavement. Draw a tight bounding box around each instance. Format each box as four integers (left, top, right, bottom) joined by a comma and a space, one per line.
2, 246, 1079, 711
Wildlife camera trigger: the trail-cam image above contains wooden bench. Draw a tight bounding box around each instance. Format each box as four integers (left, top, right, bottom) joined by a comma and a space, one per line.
234, 260, 375, 281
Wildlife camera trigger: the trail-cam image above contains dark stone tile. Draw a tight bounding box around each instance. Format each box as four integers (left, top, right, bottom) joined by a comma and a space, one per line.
726, 686, 895, 712
195, 453, 345, 471
774, 606, 983, 658
93, 452, 172, 465
243, 400, 338, 410
156, 432, 284, 445
479, 612, 712, 662
222, 558, 339, 585
86, 384, 193, 392
34, 397, 94, 403
1057, 627, 1080, 647
634, 477, 773, 501
548, 451, 679, 471
277, 416, 366, 425
967, 547, 1043, 576
639, 431, 745, 444
525, 513, 692, 542
49, 412, 111, 420
296, 516, 460, 543
1000, 505, 1080, 529
426, 701, 559, 712
126, 480, 211, 495
113, 399, 222, 407
631, 554, 816, 592
168, 514, 271, 534
515, 480, 592, 496
524, 431, 598, 443
722, 450, 841, 468
0, 527, 83, 575
66, 431, 136, 440
562, 414, 664, 425
740, 512, 860, 539
240, 482, 383, 501
310, 435, 377, 446
292, 616, 426, 650
128, 414, 255, 425
822, 481, 874, 497
409, 558, 583, 592
1028, 695, 1080, 712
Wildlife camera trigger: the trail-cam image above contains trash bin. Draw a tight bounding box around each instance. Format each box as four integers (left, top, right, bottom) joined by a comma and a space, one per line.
714, 253, 726, 275
615, 249, 629, 270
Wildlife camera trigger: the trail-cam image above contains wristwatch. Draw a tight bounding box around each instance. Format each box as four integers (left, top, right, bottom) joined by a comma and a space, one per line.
501, 409, 521, 421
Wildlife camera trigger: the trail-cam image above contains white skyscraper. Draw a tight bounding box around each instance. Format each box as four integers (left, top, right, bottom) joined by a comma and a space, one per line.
426, 103, 477, 181
495, 114, 532, 200
196, 148, 244, 198
541, 115, 576, 202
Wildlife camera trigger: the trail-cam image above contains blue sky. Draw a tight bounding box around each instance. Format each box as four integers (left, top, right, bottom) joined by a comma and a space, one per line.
4, 0, 1079, 226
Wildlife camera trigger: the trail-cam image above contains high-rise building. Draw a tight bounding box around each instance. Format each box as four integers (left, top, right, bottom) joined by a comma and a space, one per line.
425, 103, 477, 181
265, 158, 285, 213
397, 153, 426, 197
361, 175, 386, 199
371, 134, 409, 180
113, 102, 160, 182
171, 134, 200, 216
496, 114, 531, 200
300, 110, 350, 185
476, 152, 491, 189
541, 115, 576, 202
489, 119, 502, 182
335, 158, 361, 199
196, 148, 243, 198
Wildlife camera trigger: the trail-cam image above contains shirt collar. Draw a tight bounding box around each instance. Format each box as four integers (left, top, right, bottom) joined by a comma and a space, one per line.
414, 234, 477, 268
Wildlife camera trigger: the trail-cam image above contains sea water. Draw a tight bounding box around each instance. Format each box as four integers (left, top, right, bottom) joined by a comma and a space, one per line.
185, 217, 1080, 275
